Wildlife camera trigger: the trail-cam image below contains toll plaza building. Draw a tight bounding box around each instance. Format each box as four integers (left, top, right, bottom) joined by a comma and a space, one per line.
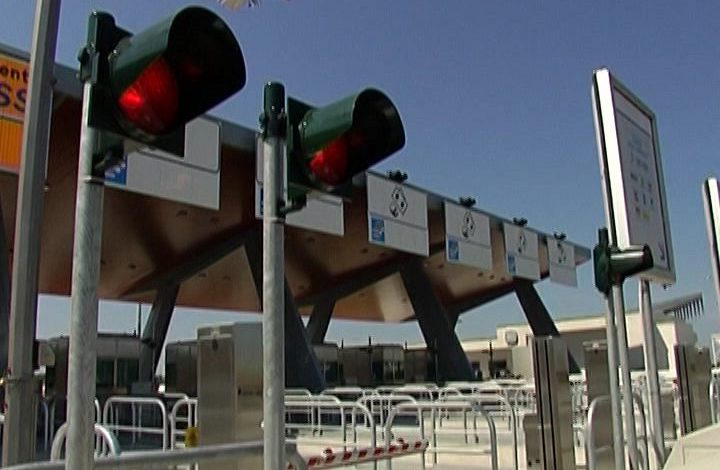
457, 293, 703, 381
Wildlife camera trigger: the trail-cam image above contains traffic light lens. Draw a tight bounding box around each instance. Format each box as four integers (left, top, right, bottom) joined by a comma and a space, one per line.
117, 57, 179, 134
309, 135, 351, 186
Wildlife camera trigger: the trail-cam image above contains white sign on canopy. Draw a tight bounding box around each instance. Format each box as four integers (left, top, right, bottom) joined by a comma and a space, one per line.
366, 173, 428, 256
444, 201, 492, 270
503, 223, 540, 280
548, 239, 577, 287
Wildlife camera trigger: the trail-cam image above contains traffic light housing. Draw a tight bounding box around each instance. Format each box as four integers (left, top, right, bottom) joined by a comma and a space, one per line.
286, 89, 405, 197
593, 228, 654, 295
81, 7, 246, 168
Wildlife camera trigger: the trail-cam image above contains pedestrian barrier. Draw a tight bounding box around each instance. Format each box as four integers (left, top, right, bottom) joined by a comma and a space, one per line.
102, 396, 169, 451
42, 397, 101, 452
285, 399, 377, 454
383, 400, 499, 470
584, 393, 650, 470
440, 393, 518, 470
710, 376, 720, 424
584, 395, 612, 470
169, 397, 198, 449
357, 394, 418, 432
49, 422, 121, 460
321, 387, 376, 402
510, 385, 536, 416
286, 394, 344, 436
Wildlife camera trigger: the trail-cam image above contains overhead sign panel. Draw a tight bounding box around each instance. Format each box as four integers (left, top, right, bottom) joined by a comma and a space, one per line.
105, 118, 221, 210
592, 68, 675, 284
548, 239, 578, 287
503, 223, 540, 280
0, 51, 28, 174
444, 201, 492, 270
367, 173, 428, 256
255, 138, 344, 236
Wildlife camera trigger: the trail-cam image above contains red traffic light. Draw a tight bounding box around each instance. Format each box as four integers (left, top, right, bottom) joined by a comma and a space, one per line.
117, 57, 179, 134
288, 89, 405, 195
107, 7, 246, 140
308, 131, 366, 187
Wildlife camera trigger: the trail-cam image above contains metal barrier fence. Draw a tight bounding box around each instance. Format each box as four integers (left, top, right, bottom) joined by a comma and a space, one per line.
710, 376, 720, 424
285, 399, 376, 448
41, 397, 101, 452
584, 393, 650, 470
440, 393, 518, 470
286, 394, 345, 436
357, 394, 418, 432
383, 400, 499, 470
102, 396, 169, 451
49, 423, 121, 460
169, 397, 198, 449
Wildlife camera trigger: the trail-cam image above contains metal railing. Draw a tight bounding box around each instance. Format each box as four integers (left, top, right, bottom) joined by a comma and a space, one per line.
102, 396, 169, 451
169, 397, 198, 449
357, 394, 418, 432
584, 395, 612, 470
710, 376, 720, 424
383, 400, 498, 470
584, 393, 650, 470
7, 441, 308, 470
285, 399, 376, 454
440, 393, 518, 470
286, 394, 344, 436
49, 423, 121, 460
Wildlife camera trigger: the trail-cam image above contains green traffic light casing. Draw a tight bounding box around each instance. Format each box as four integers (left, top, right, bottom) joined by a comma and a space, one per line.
287, 89, 405, 198
85, 7, 246, 156
593, 229, 654, 295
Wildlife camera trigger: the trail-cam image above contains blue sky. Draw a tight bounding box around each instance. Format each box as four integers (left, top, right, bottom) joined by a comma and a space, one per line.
2, 0, 720, 348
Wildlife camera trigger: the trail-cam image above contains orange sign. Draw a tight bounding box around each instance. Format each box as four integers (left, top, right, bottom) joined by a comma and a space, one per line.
0, 52, 29, 173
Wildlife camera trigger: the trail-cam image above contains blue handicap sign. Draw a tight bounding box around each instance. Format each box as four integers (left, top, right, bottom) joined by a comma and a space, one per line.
507, 254, 516, 275
105, 160, 127, 185
371, 216, 385, 243
448, 238, 459, 260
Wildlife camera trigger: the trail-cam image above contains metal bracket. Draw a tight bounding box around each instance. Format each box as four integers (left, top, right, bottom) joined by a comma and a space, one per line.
279, 194, 307, 216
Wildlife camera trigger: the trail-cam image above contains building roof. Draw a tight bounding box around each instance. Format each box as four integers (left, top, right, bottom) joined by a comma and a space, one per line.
1, 43, 590, 323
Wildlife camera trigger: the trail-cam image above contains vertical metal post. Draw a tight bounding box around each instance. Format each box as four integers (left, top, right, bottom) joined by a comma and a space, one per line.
604, 289, 626, 470
64, 82, 104, 470
1, 0, 60, 465
0, 194, 10, 402
640, 280, 666, 465
261, 82, 286, 470
702, 178, 720, 320
613, 285, 640, 469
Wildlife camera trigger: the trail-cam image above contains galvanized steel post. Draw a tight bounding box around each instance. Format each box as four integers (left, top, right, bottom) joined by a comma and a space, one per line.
261, 81, 287, 470
639, 280, 666, 465
604, 289, 626, 470
1, 0, 61, 465
64, 80, 104, 470
613, 285, 640, 469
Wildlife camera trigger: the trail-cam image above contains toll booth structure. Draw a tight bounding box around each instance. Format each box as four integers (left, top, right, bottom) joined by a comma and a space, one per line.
0, 41, 590, 392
